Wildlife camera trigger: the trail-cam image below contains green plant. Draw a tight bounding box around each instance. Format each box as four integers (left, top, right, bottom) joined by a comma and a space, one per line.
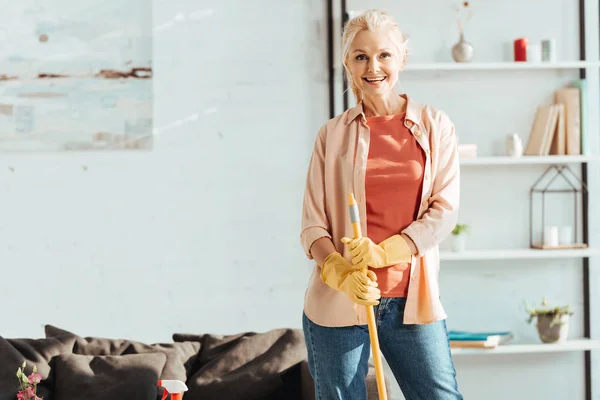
451, 223, 470, 236
525, 297, 573, 327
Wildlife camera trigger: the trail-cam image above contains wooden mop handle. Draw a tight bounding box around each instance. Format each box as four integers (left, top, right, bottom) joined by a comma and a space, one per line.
348, 193, 388, 400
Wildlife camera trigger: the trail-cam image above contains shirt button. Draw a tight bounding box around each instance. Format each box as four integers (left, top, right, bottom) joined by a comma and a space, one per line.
425, 174, 430, 180
425, 149, 430, 155
411, 276, 416, 281
414, 128, 421, 136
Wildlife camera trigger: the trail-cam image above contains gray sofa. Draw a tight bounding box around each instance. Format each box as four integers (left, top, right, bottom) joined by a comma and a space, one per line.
0, 325, 390, 400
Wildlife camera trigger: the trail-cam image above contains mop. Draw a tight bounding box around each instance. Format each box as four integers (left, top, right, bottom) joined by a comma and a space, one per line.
348, 193, 388, 400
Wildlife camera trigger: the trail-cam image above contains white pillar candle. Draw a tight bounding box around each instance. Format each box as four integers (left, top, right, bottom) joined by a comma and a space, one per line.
559, 226, 573, 245
544, 226, 559, 247
527, 43, 542, 62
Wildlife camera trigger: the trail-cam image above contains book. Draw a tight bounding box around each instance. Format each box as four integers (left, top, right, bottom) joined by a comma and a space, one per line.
549, 104, 565, 155
571, 79, 588, 155
458, 143, 477, 158
524, 104, 561, 156
448, 331, 513, 348
555, 87, 581, 155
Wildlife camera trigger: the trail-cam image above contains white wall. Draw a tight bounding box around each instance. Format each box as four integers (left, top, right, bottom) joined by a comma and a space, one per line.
1, 1, 599, 399
0, 0, 327, 341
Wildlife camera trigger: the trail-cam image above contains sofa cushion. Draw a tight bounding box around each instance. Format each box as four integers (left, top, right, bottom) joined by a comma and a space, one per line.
0, 335, 77, 400
172, 328, 307, 400
54, 353, 166, 400
44, 325, 200, 382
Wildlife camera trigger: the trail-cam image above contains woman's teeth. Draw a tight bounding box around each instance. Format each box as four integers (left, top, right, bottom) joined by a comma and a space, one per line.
364, 77, 386, 82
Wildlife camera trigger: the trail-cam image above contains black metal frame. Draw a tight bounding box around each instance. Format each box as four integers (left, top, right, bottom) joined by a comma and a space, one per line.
341, 0, 349, 111
327, 0, 334, 119
577, 1, 592, 398
529, 165, 589, 248
326, 2, 594, 398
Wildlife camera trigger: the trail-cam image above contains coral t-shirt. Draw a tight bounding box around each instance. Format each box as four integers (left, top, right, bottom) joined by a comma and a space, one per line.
365, 113, 425, 297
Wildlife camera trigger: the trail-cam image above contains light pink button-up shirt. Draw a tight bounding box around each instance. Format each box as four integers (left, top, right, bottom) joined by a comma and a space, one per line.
300, 95, 460, 326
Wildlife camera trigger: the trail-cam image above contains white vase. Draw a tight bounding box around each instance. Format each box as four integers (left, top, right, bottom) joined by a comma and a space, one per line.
451, 234, 467, 252
506, 133, 523, 157
451, 33, 474, 63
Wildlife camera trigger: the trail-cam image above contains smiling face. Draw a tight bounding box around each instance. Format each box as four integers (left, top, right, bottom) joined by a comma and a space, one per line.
345, 29, 405, 101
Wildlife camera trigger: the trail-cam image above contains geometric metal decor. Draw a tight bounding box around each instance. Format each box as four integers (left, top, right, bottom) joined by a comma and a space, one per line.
529, 164, 588, 249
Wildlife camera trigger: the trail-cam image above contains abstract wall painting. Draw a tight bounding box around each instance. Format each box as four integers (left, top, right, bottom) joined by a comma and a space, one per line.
0, 0, 152, 151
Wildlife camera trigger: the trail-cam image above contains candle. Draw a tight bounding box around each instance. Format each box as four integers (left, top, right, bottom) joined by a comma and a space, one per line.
541, 39, 556, 62
514, 38, 528, 62
559, 226, 573, 245
544, 226, 559, 247
527, 43, 541, 62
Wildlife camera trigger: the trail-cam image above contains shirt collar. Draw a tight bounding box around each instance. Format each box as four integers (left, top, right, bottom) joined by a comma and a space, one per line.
344, 94, 423, 127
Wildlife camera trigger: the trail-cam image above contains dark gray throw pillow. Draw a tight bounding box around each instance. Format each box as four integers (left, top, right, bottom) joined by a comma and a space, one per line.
44, 325, 200, 382
172, 328, 307, 400
54, 353, 167, 400
0, 335, 77, 400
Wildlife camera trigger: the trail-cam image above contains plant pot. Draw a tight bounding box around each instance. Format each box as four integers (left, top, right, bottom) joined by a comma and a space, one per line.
536, 314, 570, 343
451, 233, 467, 252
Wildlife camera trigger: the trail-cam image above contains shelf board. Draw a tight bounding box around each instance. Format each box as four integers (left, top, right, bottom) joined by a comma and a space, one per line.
460, 155, 597, 166
451, 339, 600, 355
405, 61, 600, 71
440, 248, 600, 261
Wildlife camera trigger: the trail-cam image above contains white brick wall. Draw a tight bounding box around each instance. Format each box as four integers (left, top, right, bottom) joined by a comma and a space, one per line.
0, 0, 327, 342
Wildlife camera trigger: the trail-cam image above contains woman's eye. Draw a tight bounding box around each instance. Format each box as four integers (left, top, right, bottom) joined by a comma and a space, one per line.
356, 54, 367, 60
380, 52, 391, 59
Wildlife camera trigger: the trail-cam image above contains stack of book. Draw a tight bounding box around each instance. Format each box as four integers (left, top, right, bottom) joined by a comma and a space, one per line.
458, 144, 477, 158
524, 80, 587, 156
448, 331, 513, 349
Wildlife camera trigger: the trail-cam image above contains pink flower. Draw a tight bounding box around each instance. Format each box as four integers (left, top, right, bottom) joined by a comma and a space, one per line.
16, 388, 37, 400
24, 387, 35, 399
27, 373, 42, 385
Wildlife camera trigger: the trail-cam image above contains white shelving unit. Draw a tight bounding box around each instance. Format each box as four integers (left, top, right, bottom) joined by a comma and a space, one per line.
336, 7, 599, 399
451, 339, 600, 355
460, 155, 597, 166
441, 248, 600, 261
404, 61, 600, 71
432, 50, 598, 394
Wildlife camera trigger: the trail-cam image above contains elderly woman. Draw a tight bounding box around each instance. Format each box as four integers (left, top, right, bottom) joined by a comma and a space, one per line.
300, 9, 463, 400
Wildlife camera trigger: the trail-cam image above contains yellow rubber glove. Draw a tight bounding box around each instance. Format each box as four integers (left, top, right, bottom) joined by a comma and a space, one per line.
320, 252, 381, 306
341, 234, 412, 270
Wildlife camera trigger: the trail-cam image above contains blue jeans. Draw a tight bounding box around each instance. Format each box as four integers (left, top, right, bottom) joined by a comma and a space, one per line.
302, 297, 463, 400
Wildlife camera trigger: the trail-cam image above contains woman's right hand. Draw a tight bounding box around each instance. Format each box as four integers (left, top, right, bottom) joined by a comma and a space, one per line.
320, 252, 381, 306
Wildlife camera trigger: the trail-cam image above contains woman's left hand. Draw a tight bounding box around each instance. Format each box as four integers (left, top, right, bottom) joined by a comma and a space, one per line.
342, 234, 413, 269
341, 237, 388, 269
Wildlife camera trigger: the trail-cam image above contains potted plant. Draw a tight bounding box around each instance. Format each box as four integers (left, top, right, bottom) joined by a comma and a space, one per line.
451, 223, 470, 252
525, 297, 573, 343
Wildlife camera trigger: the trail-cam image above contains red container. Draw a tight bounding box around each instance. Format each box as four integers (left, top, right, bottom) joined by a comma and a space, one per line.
514, 38, 528, 62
